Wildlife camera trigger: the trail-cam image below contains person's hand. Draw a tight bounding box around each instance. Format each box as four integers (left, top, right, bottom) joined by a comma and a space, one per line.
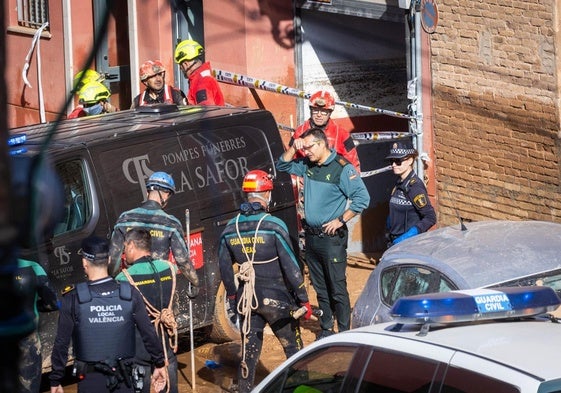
322, 218, 344, 236
227, 295, 238, 324
151, 366, 167, 392
51, 385, 64, 393
292, 138, 305, 151
186, 283, 199, 299
393, 226, 419, 244
301, 301, 313, 320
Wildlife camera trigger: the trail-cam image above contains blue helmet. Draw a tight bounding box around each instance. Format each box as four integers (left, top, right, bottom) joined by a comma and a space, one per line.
146, 171, 176, 194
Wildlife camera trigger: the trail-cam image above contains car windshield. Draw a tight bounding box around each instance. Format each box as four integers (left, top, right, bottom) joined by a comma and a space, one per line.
490, 268, 561, 298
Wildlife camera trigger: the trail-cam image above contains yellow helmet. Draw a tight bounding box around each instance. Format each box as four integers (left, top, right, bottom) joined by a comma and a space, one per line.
78, 81, 111, 104
174, 39, 204, 64
73, 69, 105, 92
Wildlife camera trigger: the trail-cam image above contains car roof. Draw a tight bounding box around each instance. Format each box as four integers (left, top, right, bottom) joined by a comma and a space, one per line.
380, 220, 561, 288
9, 104, 266, 156
325, 318, 561, 381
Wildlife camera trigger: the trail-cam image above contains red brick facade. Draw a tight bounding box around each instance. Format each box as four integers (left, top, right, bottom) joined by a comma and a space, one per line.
429, 1, 561, 225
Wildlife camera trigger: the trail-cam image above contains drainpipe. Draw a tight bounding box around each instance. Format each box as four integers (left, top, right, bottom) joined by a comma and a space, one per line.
401, 0, 424, 181
128, 0, 140, 99
413, 1, 424, 182
62, 0, 74, 112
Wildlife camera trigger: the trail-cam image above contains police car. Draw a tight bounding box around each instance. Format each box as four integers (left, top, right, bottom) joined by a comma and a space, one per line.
252, 286, 561, 393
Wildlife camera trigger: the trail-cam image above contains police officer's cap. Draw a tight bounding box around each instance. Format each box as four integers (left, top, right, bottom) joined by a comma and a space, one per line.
78, 236, 109, 265
385, 140, 417, 160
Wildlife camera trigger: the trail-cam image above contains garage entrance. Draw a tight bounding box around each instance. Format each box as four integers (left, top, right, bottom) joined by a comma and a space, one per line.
295, 0, 414, 253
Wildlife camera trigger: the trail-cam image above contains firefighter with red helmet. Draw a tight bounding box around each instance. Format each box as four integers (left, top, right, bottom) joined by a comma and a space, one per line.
132, 60, 186, 108
218, 170, 311, 393
291, 90, 360, 171
174, 39, 225, 106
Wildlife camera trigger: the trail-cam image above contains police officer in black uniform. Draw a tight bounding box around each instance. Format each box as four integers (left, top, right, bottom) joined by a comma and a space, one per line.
218, 170, 312, 393
109, 172, 198, 289
49, 236, 166, 393
386, 141, 436, 247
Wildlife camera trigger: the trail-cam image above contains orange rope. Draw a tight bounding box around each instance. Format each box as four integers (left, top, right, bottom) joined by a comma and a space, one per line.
122, 260, 178, 393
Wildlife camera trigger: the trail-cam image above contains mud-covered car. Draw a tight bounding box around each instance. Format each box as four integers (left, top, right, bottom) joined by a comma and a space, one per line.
352, 220, 561, 328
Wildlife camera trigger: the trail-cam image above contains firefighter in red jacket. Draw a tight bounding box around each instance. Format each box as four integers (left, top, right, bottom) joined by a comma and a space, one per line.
291, 90, 360, 172
174, 40, 225, 106
132, 60, 186, 108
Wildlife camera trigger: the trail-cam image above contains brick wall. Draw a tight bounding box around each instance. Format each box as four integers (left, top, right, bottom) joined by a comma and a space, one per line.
429, 0, 561, 226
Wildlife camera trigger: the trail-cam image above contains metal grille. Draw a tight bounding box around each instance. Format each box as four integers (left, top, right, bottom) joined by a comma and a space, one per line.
17, 0, 49, 29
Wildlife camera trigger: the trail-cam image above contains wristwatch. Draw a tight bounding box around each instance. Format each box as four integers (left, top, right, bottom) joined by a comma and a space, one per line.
338, 215, 346, 224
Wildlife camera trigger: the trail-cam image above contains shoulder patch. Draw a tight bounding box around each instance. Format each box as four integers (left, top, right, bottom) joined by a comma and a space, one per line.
61, 285, 75, 295
413, 194, 428, 209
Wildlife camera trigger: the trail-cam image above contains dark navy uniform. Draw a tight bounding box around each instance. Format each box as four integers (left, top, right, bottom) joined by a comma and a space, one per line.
16, 258, 58, 393
116, 258, 178, 393
49, 277, 165, 393
109, 200, 198, 286
388, 170, 436, 242
218, 204, 309, 393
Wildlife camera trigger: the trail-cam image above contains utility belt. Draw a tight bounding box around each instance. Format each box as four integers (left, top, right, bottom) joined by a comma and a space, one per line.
73, 358, 145, 392
302, 219, 346, 238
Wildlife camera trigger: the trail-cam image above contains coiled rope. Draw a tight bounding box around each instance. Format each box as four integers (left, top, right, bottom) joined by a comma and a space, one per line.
122, 260, 178, 393
233, 213, 278, 379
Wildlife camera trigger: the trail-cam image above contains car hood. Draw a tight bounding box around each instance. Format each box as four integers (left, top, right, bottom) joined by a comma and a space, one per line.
383, 220, 561, 287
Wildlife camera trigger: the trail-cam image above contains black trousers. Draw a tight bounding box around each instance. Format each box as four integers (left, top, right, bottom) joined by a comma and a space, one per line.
238, 306, 303, 393
305, 230, 350, 332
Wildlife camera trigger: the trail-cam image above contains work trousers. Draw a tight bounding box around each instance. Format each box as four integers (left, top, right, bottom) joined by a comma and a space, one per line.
18, 332, 41, 393
238, 308, 303, 393
305, 229, 350, 332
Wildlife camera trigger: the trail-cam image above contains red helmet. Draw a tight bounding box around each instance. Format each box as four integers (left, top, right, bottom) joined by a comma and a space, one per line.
309, 90, 335, 110
139, 60, 166, 81
242, 170, 273, 192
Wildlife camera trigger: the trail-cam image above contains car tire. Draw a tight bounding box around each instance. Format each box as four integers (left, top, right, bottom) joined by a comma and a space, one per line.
209, 282, 240, 343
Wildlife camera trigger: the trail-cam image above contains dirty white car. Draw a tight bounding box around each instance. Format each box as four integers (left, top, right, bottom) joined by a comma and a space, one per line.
352, 220, 561, 328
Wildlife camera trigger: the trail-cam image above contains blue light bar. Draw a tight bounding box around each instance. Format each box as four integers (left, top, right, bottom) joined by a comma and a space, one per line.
391, 286, 561, 325
8, 134, 26, 146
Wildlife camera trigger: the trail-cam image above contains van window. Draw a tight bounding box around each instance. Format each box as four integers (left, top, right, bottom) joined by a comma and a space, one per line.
381, 266, 456, 306
358, 349, 440, 392
439, 365, 519, 393
53, 160, 90, 236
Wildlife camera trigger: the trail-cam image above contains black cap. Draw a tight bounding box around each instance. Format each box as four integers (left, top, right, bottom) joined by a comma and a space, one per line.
385, 141, 417, 160
78, 236, 109, 264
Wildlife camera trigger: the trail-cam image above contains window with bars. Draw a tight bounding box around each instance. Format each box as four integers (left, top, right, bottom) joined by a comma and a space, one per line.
17, 0, 49, 30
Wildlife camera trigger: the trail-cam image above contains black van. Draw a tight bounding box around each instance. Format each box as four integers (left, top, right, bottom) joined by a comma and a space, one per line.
10, 104, 299, 371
